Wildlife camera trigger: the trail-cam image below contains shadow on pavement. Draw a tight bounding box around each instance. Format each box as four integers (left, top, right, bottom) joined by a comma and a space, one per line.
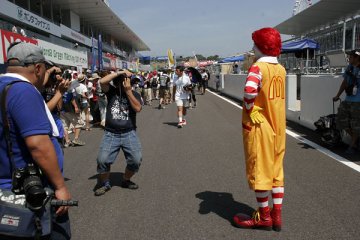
163, 122, 179, 127
195, 191, 255, 224
89, 172, 124, 190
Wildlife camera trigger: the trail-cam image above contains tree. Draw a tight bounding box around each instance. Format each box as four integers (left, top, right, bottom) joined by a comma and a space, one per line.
207, 55, 220, 61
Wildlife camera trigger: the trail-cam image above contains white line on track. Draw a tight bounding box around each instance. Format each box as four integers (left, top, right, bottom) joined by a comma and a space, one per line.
207, 89, 360, 173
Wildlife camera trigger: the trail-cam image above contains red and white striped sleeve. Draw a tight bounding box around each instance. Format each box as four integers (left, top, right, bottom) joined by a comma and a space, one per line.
243, 64, 262, 112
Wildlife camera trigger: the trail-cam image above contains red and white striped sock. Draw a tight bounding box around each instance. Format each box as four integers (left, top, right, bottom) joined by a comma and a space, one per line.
255, 190, 270, 210
272, 186, 284, 210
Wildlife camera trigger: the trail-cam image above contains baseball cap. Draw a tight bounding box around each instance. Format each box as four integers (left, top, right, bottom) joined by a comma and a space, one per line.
6, 41, 53, 67
345, 49, 360, 57
89, 73, 101, 80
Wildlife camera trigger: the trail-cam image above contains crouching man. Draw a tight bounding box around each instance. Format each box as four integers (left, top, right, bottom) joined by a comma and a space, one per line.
94, 70, 143, 196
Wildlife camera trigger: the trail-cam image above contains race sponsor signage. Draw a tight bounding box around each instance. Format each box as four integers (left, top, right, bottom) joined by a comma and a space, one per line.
0, 29, 87, 68
0, 29, 38, 63
1, 1, 61, 37
37, 39, 88, 68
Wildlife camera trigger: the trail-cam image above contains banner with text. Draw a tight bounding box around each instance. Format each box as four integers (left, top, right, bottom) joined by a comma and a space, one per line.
37, 40, 88, 68
1, 1, 61, 37
0, 29, 38, 64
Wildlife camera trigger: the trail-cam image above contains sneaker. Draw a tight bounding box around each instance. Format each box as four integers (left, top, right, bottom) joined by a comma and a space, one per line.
177, 122, 183, 128
72, 138, 85, 146
120, 180, 139, 190
63, 141, 72, 148
181, 119, 187, 126
94, 184, 111, 196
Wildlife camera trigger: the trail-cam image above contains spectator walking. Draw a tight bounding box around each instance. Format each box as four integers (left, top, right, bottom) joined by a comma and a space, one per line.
151, 71, 159, 100
172, 66, 191, 128
75, 74, 91, 131
96, 72, 108, 127
60, 75, 86, 147
94, 70, 143, 196
158, 71, 170, 109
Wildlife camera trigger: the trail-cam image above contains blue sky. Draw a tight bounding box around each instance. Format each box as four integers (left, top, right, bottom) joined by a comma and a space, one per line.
109, 0, 318, 58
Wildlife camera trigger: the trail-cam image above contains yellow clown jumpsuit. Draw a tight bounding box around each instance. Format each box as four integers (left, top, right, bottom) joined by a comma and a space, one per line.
242, 61, 286, 190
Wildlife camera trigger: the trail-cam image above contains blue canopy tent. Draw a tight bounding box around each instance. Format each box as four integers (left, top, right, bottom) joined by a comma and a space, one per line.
281, 38, 319, 53
281, 38, 320, 74
218, 55, 245, 63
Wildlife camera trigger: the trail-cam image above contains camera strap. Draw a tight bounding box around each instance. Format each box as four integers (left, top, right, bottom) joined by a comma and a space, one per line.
0, 80, 26, 171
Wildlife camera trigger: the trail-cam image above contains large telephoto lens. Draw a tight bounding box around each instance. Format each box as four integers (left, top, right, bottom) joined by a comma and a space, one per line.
23, 175, 47, 211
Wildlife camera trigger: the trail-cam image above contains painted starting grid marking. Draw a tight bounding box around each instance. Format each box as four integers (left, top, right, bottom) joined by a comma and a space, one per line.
207, 89, 360, 173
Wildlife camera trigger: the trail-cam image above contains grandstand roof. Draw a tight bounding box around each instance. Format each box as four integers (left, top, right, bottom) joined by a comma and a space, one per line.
52, 0, 150, 51
275, 0, 360, 36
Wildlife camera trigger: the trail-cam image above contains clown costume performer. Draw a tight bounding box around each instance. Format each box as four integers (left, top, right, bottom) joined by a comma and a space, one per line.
233, 27, 286, 231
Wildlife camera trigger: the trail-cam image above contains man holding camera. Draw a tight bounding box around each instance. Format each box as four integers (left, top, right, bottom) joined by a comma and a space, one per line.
0, 42, 71, 239
94, 70, 143, 196
172, 66, 191, 128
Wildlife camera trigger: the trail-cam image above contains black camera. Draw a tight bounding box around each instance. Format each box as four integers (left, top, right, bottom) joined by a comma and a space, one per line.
183, 83, 194, 91
12, 163, 47, 211
113, 73, 126, 87
62, 70, 72, 80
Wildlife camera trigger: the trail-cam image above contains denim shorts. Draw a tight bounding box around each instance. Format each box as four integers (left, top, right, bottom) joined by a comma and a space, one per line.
96, 130, 142, 173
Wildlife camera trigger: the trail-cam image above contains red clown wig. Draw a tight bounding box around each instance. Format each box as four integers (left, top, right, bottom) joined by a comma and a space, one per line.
252, 28, 282, 57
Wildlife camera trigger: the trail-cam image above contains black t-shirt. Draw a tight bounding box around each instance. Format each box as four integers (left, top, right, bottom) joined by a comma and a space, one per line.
105, 85, 142, 133
159, 75, 169, 89
42, 85, 60, 115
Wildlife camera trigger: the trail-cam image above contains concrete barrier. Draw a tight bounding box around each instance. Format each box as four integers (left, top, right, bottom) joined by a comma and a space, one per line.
208, 73, 350, 145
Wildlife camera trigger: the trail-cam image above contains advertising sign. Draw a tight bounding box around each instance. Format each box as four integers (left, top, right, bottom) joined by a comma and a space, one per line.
1, 1, 61, 37
37, 39, 88, 68
0, 29, 38, 63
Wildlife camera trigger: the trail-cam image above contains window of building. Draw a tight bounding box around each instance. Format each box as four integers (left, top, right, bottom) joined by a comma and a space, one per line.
14, 0, 29, 10
42, 0, 53, 21
29, 0, 42, 16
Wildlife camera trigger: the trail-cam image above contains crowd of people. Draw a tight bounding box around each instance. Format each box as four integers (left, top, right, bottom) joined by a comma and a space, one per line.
0, 41, 211, 239
3, 26, 359, 239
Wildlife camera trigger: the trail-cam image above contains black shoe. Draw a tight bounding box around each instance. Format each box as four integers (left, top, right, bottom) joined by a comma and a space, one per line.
120, 180, 139, 190
94, 184, 111, 196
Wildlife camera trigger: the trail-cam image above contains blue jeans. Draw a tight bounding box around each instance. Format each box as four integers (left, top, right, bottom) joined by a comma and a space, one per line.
97, 130, 142, 173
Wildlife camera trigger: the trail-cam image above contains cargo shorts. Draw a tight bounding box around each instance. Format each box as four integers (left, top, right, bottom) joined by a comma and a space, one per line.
337, 101, 360, 134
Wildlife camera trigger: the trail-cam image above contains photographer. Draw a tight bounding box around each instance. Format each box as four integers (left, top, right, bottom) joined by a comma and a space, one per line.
0, 42, 72, 239
333, 49, 360, 155
94, 70, 143, 196
43, 66, 70, 148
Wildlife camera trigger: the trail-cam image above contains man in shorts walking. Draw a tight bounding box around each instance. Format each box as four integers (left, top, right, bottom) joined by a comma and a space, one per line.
172, 66, 191, 128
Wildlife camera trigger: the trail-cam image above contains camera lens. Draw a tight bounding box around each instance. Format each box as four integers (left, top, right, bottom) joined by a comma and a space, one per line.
23, 175, 47, 211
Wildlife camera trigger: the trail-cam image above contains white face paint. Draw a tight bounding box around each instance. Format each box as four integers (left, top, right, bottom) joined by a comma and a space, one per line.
253, 45, 266, 60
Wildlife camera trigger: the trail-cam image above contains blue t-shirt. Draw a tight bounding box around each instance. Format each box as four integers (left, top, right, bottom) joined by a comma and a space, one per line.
0, 76, 63, 190
343, 65, 360, 102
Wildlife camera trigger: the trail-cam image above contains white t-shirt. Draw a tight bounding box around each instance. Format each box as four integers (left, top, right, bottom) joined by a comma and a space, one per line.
75, 83, 88, 104
172, 74, 191, 100
87, 81, 93, 99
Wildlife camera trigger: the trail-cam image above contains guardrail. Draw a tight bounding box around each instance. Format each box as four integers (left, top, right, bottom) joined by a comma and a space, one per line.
208, 73, 351, 145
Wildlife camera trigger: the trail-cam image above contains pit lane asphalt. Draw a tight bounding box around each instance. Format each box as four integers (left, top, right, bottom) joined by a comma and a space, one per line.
63, 90, 360, 240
